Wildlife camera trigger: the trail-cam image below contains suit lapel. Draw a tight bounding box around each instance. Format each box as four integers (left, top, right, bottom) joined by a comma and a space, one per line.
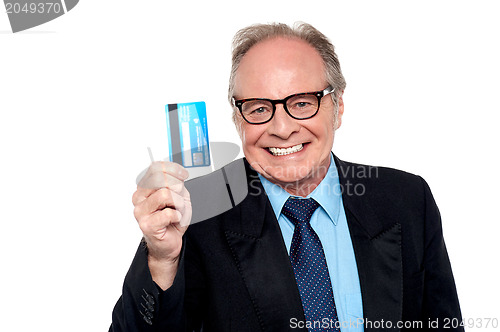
334, 155, 403, 331
223, 161, 307, 331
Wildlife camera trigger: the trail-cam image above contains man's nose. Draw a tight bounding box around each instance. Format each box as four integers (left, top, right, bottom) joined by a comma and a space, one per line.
266, 104, 301, 139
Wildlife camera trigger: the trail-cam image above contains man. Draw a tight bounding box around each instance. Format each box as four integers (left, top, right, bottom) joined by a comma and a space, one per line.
110, 22, 463, 331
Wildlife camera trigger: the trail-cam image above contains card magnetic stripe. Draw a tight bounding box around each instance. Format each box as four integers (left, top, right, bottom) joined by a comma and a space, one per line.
167, 104, 184, 165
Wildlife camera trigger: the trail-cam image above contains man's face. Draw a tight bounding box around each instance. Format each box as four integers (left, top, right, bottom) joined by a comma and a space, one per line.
233, 37, 344, 195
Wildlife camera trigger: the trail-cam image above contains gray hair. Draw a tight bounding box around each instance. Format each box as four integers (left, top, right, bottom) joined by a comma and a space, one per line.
228, 22, 346, 115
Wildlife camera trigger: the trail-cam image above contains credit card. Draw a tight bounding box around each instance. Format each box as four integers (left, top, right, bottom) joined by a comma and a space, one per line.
165, 101, 211, 168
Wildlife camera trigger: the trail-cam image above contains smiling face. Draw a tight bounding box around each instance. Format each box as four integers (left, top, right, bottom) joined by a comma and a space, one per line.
233, 37, 344, 196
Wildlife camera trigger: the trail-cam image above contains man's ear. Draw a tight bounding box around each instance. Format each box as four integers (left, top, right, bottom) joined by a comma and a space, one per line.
335, 92, 345, 130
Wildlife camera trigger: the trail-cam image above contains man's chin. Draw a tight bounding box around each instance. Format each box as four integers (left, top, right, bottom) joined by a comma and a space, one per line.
261, 166, 315, 185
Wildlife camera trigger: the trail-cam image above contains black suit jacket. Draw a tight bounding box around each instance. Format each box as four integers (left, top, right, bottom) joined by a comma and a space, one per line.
110, 155, 463, 331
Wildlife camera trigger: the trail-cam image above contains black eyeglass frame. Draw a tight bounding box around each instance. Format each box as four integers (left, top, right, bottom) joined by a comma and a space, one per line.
232, 86, 335, 125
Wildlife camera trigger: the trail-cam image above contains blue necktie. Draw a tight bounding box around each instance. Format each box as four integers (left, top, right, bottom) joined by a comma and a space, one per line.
282, 197, 340, 331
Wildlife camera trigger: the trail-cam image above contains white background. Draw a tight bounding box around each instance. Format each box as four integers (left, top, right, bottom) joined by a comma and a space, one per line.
1, 0, 499, 330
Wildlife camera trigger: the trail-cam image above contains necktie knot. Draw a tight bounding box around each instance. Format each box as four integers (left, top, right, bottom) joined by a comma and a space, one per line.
282, 197, 320, 226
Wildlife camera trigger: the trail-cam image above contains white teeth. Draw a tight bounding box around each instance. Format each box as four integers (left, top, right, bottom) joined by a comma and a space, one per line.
268, 144, 303, 156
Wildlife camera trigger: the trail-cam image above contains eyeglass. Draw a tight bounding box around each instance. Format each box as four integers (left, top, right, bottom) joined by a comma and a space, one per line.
232, 86, 335, 124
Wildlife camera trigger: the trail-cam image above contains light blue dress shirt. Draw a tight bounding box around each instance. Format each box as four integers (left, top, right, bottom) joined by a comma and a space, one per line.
258, 154, 364, 331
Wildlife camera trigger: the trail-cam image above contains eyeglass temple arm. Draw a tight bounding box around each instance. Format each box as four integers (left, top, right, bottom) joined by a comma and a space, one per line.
231, 97, 238, 108
323, 86, 335, 96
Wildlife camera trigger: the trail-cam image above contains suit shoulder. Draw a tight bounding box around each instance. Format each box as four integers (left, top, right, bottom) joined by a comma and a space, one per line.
338, 158, 423, 188
336, 158, 428, 207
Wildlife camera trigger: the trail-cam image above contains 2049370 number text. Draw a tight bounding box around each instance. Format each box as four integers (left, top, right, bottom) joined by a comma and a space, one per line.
5, 2, 62, 14
442, 317, 499, 329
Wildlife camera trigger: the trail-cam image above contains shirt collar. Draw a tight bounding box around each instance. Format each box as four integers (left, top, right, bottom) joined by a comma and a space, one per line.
258, 154, 342, 225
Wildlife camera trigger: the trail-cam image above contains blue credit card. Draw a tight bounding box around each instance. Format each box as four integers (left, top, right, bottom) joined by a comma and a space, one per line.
165, 101, 211, 168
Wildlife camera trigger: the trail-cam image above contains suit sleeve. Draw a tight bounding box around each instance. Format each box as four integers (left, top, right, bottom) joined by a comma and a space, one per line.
109, 239, 187, 332
420, 177, 464, 331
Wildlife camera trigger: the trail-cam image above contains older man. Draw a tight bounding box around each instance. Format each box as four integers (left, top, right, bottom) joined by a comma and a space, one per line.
110, 22, 463, 331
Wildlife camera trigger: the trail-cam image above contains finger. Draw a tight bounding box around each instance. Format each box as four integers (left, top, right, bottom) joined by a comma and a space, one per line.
178, 184, 191, 200
134, 188, 186, 220
133, 185, 177, 206
148, 161, 189, 182
138, 162, 187, 191
149, 188, 186, 213
176, 186, 191, 227
132, 187, 157, 206
133, 181, 190, 209
138, 208, 182, 237
179, 197, 192, 227
159, 161, 189, 181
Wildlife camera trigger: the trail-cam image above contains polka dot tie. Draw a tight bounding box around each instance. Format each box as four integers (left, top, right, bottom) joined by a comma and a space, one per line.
282, 197, 340, 331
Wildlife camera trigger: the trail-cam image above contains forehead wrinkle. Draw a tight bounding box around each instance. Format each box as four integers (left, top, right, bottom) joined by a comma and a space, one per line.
233, 37, 326, 100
